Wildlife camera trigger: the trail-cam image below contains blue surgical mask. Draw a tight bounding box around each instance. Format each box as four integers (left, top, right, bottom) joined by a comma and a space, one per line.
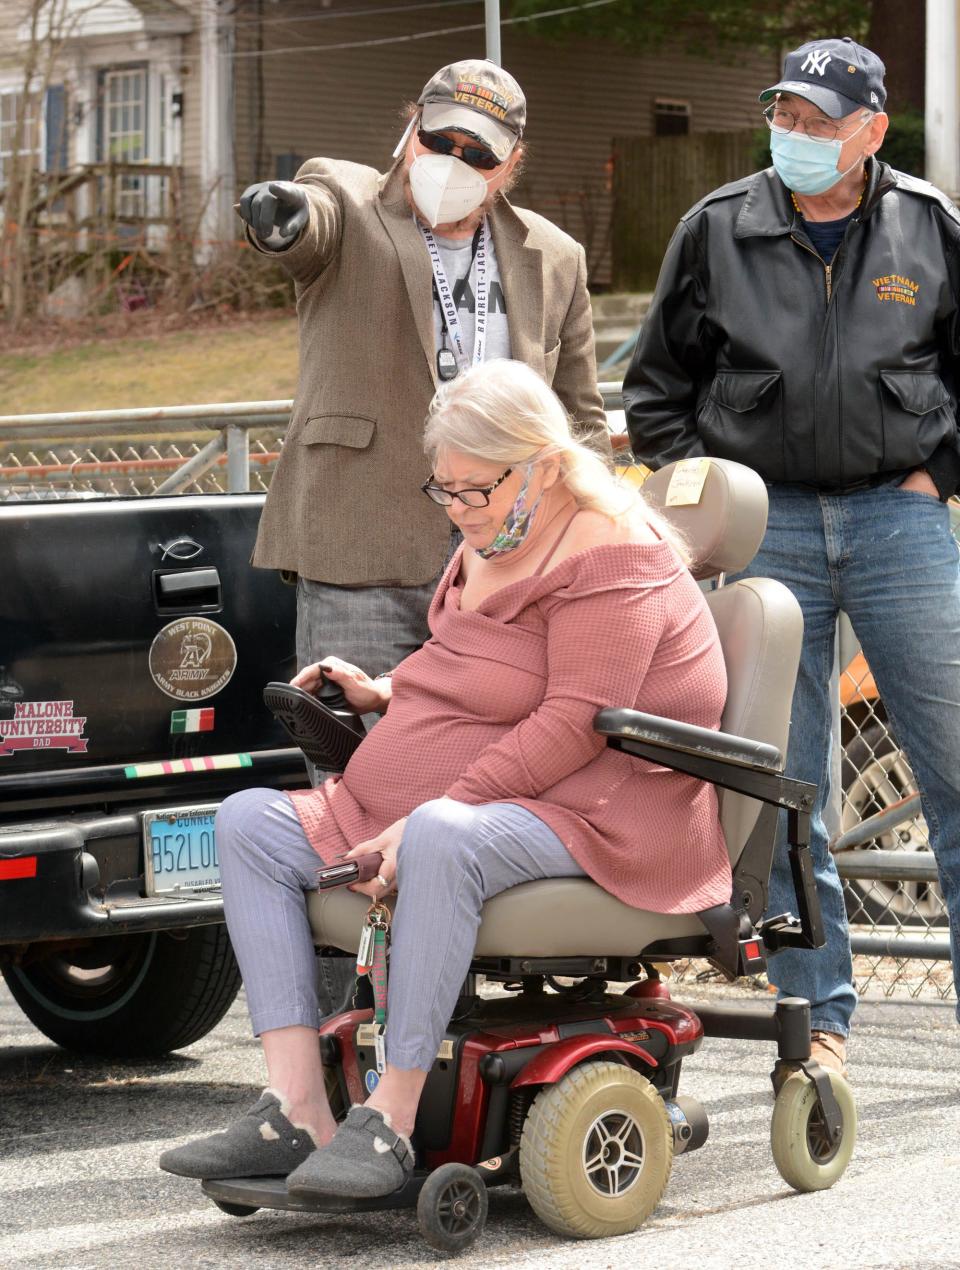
770, 117, 869, 196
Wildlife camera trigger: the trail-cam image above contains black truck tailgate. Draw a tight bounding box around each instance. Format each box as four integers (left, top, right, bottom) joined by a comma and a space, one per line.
0, 494, 299, 799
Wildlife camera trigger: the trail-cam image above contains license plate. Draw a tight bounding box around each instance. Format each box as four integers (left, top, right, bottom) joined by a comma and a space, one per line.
142, 805, 221, 897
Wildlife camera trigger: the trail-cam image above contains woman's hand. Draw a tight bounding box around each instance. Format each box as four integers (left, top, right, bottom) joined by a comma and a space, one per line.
346, 818, 407, 898
291, 657, 391, 714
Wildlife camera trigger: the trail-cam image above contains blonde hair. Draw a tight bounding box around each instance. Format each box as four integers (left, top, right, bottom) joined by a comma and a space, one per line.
423, 360, 688, 560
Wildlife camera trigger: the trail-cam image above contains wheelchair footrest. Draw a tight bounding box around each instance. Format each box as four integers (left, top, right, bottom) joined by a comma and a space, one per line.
202, 1171, 427, 1214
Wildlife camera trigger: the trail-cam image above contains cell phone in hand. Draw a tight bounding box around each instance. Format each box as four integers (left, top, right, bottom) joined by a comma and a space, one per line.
316, 851, 384, 890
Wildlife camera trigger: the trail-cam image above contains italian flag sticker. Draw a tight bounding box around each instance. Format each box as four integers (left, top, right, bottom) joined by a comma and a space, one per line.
170, 707, 215, 734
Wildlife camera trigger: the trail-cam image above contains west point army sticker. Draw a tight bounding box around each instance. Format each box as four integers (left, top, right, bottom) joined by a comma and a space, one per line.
149, 617, 237, 702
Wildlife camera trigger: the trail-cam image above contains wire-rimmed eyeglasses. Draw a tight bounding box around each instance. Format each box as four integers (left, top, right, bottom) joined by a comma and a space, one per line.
762, 102, 870, 144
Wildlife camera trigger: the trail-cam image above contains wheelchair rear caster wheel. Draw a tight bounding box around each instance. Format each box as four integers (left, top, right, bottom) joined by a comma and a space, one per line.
771, 1069, 857, 1192
212, 1199, 260, 1217
519, 1059, 673, 1238
416, 1163, 488, 1254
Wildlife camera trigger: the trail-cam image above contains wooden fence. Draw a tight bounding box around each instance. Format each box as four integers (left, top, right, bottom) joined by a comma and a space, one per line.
612, 131, 759, 291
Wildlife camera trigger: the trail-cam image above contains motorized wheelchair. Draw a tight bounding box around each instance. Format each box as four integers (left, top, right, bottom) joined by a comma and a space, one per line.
201, 458, 857, 1254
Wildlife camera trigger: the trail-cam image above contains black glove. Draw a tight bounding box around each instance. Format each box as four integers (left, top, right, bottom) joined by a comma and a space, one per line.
237, 180, 308, 248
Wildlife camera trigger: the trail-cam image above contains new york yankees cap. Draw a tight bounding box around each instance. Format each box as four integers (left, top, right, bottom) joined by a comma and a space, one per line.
418, 59, 525, 162
760, 36, 887, 118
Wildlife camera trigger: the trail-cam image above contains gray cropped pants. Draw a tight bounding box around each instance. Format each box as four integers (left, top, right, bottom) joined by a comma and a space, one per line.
217, 789, 585, 1070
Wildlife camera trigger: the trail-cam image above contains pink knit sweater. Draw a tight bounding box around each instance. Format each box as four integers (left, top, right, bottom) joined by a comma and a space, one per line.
291, 540, 731, 914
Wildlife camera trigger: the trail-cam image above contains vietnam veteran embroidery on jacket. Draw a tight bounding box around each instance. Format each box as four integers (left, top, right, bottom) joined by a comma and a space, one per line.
872, 274, 920, 305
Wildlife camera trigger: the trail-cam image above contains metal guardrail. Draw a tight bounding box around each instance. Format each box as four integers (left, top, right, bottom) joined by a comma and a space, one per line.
0, 389, 953, 999
0, 400, 292, 498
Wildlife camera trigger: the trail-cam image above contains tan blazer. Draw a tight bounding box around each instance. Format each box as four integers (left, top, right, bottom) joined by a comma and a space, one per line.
251, 158, 608, 587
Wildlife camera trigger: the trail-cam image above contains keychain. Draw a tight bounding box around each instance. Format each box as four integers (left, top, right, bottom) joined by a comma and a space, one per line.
356, 902, 391, 1074
371, 922, 388, 1073
357, 901, 390, 976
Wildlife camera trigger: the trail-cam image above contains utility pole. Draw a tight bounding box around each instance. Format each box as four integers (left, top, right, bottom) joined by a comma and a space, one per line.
485, 0, 501, 65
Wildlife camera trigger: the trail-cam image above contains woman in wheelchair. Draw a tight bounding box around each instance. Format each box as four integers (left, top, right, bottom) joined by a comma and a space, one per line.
160, 359, 732, 1200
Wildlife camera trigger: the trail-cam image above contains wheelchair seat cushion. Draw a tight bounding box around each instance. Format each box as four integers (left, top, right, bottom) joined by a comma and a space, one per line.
307, 877, 705, 960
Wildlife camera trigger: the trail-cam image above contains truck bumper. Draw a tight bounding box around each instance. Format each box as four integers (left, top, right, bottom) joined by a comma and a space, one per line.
0, 815, 224, 944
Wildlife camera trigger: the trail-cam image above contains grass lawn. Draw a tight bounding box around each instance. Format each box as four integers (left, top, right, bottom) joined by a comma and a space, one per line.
0, 314, 301, 415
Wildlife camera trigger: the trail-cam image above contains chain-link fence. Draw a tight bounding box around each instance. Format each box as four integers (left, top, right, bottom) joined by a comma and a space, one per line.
837, 643, 955, 1003
0, 395, 954, 1005
0, 403, 287, 500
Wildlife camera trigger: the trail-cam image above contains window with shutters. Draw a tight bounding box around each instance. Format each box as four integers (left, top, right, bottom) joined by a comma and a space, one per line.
0, 90, 41, 186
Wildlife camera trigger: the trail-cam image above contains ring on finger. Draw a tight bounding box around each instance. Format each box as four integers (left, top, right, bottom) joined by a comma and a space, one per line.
375, 873, 390, 889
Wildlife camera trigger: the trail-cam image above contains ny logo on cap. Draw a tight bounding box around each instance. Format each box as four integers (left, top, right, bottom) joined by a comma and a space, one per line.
801, 49, 833, 77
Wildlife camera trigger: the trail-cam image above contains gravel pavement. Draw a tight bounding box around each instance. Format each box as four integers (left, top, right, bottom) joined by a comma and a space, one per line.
1, 978, 958, 1269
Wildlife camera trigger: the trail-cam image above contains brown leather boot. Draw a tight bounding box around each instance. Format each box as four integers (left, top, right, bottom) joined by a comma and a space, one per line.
810, 1029, 848, 1077
771, 1029, 848, 1096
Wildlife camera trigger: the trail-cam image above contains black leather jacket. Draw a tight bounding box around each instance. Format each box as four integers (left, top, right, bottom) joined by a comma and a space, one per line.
624, 158, 960, 498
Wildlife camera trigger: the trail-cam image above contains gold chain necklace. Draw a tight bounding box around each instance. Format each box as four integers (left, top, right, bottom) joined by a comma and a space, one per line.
791, 173, 866, 217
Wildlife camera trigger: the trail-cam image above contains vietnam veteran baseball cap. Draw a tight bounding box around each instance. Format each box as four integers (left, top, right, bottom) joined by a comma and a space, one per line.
418, 59, 525, 163
759, 36, 887, 118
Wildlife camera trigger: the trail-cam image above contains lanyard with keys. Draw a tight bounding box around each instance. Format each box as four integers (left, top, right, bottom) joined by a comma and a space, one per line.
357, 900, 390, 1073
417, 217, 488, 381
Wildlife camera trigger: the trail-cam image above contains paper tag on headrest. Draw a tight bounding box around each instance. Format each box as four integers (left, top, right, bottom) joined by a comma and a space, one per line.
665, 458, 711, 507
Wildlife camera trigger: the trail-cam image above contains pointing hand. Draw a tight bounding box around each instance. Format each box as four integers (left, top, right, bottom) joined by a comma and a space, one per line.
236, 180, 309, 247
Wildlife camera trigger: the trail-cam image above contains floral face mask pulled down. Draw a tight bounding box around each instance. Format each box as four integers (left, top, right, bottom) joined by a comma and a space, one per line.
475, 465, 544, 559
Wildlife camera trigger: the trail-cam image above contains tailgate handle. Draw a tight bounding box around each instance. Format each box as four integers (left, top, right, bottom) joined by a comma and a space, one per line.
155, 567, 222, 611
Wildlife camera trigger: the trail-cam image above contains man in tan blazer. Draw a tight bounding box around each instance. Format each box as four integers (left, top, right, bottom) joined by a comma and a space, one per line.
239, 59, 608, 686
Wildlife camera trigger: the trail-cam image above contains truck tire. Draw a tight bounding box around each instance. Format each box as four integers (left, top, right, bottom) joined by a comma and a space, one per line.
2, 925, 241, 1056
839, 721, 946, 926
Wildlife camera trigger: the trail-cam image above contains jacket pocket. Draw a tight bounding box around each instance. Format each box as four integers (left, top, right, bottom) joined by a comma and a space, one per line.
543, 341, 561, 382
698, 370, 782, 460
879, 370, 953, 470
299, 414, 376, 448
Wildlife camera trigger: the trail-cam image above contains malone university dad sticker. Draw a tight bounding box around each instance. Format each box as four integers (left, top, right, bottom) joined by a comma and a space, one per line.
149, 617, 237, 702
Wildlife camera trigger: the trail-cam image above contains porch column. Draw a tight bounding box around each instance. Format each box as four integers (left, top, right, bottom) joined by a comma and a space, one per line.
925, 0, 960, 196
199, 0, 235, 252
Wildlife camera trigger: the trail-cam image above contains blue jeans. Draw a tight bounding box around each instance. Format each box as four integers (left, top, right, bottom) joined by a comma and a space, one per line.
733, 480, 960, 1033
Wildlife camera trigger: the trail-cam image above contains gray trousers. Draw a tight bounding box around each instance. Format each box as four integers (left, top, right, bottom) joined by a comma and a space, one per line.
216, 789, 585, 1070
294, 529, 461, 678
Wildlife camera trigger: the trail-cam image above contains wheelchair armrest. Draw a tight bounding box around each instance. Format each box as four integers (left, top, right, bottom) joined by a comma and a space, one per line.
594, 706, 812, 816
594, 708, 783, 774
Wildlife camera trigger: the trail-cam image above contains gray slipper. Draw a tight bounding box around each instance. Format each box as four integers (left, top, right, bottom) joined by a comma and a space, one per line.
286, 1104, 414, 1199
159, 1088, 317, 1179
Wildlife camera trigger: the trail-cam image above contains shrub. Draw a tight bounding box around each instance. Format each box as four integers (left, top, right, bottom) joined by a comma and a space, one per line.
879, 110, 925, 178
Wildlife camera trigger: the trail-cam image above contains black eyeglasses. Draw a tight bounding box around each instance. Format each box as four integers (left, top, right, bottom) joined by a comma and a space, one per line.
417, 127, 501, 172
421, 467, 513, 507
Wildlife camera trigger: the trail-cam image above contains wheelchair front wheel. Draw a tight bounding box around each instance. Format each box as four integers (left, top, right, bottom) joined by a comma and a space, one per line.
771, 1069, 857, 1192
212, 1198, 260, 1217
519, 1059, 673, 1239
416, 1163, 488, 1254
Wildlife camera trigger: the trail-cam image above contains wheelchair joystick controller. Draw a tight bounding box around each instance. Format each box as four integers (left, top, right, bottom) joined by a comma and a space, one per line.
263, 674, 366, 773
316, 671, 355, 716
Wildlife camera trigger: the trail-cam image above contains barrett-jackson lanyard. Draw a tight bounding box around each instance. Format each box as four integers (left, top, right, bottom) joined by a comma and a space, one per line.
417, 217, 489, 373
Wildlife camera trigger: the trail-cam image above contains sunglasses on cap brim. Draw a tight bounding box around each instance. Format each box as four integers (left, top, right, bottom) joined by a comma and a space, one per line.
416, 127, 502, 172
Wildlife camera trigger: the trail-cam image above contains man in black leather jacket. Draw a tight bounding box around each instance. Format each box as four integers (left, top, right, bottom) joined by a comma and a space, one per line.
625, 37, 960, 1076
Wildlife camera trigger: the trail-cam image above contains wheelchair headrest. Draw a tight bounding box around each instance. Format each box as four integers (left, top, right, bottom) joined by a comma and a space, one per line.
643, 458, 768, 581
